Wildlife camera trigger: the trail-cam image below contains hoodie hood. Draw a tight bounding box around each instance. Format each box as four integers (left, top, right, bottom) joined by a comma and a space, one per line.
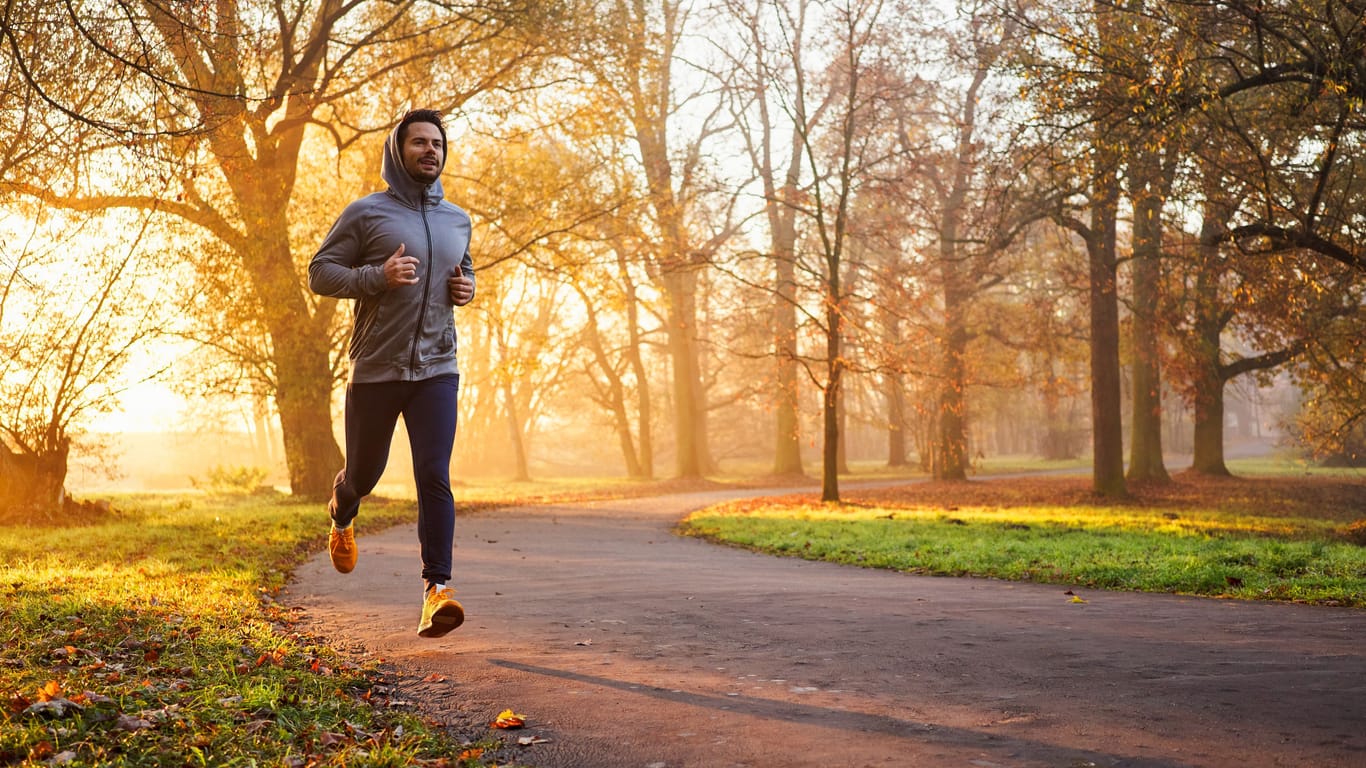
382, 121, 446, 209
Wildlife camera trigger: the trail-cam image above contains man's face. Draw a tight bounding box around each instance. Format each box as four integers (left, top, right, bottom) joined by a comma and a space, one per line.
401, 121, 444, 184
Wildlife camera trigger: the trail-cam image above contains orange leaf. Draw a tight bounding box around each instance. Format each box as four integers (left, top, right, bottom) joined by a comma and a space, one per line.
36, 681, 62, 703
458, 748, 483, 760
491, 708, 526, 729
422, 673, 446, 683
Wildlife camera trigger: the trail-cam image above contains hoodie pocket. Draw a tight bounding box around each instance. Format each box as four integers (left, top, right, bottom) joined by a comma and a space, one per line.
436, 324, 455, 355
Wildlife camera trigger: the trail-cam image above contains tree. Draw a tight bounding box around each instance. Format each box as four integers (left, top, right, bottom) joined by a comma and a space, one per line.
0, 208, 172, 516
570, 0, 744, 479
1167, 160, 1359, 475
888, 2, 1050, 480
720, 0, 814, 476
1, 0, 556, 498
795, 0, 906, 500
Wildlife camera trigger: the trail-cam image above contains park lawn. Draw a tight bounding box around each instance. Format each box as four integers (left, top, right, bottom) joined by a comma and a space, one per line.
0, 491, 532, 768
678, 473, 1366, 606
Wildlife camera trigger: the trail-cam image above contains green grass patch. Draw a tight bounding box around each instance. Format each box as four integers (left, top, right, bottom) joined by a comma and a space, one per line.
678, 475, 1366, 606
0, 492, 517, 767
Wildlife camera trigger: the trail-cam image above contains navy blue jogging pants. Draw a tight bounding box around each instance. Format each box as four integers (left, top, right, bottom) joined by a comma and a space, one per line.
329, 373, 460, 587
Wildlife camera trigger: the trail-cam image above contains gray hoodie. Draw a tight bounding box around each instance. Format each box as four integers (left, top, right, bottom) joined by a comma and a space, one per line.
309, 122, 475, 384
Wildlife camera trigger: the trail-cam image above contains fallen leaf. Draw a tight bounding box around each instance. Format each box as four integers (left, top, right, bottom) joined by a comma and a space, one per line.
491, 708, 527, 729
1068, 595, 1087, 604
517, 735, 551, 745
458, 747, 484, 760
22, 699, 83, 719
36, 680, 62, 702
422, 673, 447, 683
114, 713, 153, 732
575, 639, 592, 646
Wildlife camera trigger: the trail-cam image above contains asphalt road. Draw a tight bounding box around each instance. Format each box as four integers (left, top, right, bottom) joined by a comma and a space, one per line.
288, 487, 1366, 768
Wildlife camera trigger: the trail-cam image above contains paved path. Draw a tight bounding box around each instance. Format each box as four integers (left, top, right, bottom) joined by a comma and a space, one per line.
289, 488, 1366, 768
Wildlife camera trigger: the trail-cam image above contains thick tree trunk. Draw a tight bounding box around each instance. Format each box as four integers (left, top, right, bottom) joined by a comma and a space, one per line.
1190, 376, 1230, 475
937, 299, 970, 480
273, 350, 345, 500
662, 268, 708, 479
1088, 161, 1128, 498
247, 223, 343, 500
1186, 277, 1243, 478
934, 210, 970, 480
1189, 190, 1232, 476
1126, 150, 1170, 483
0, 440, 68, 518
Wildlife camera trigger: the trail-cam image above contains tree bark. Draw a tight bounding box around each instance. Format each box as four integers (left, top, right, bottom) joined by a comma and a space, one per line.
661, 267, 706, 478
0, 439, 68, 518
624, 269, 655, 479
1088, 158, 1128, 497
821, 261, 843, 502
885, 369, 907, 467
243, 221, 342, 499
1126, 147, 1170, 482
772, 238, 803, 475
937, 275, 970, 480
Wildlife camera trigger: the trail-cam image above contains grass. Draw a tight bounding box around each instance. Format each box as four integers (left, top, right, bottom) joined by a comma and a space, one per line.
678, 473, 1366, 606
0, 491, 529, 768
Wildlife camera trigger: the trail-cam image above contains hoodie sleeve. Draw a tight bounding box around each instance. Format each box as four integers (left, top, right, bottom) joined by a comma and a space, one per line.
308, 202, 389, 299
458, 244, 476, 305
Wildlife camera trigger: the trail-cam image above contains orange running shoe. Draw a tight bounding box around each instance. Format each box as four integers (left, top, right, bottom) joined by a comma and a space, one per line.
418, 585, 465, 638
328, 524, 357, 574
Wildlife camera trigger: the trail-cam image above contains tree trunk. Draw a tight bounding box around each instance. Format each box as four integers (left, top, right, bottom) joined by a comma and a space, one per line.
1188, 191, 1232, 476
503, 378, 531, 482
886, 370, 907, 467
627, 306, 654, 480
1088, 159, 1128, 497
662, 267, 707, 478
580, 290, 646, 479
1126, 148, 1170, 482
0, 439, 68, 518
244, 222, 343, 500
937, 292, 970, 480
821, 272, 843, 502
773, 250, 803, 475
1190, 376, 1230, 475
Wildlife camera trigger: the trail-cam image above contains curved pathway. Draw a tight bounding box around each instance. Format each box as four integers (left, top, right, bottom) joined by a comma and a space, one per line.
289, 488, 1366, 767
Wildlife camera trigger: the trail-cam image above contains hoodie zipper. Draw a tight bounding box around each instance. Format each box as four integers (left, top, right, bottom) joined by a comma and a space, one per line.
409, 197, 434, 377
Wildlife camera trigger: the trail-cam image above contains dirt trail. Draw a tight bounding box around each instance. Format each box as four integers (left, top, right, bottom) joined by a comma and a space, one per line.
289, 487, 1366, 768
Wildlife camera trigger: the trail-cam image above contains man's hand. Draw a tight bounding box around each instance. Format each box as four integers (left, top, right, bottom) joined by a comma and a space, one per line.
383, 243, 419, 289
449, 264, 474, 306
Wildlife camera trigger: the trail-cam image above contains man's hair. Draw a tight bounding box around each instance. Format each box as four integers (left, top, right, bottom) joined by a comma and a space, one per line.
397, 108, 447, 150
